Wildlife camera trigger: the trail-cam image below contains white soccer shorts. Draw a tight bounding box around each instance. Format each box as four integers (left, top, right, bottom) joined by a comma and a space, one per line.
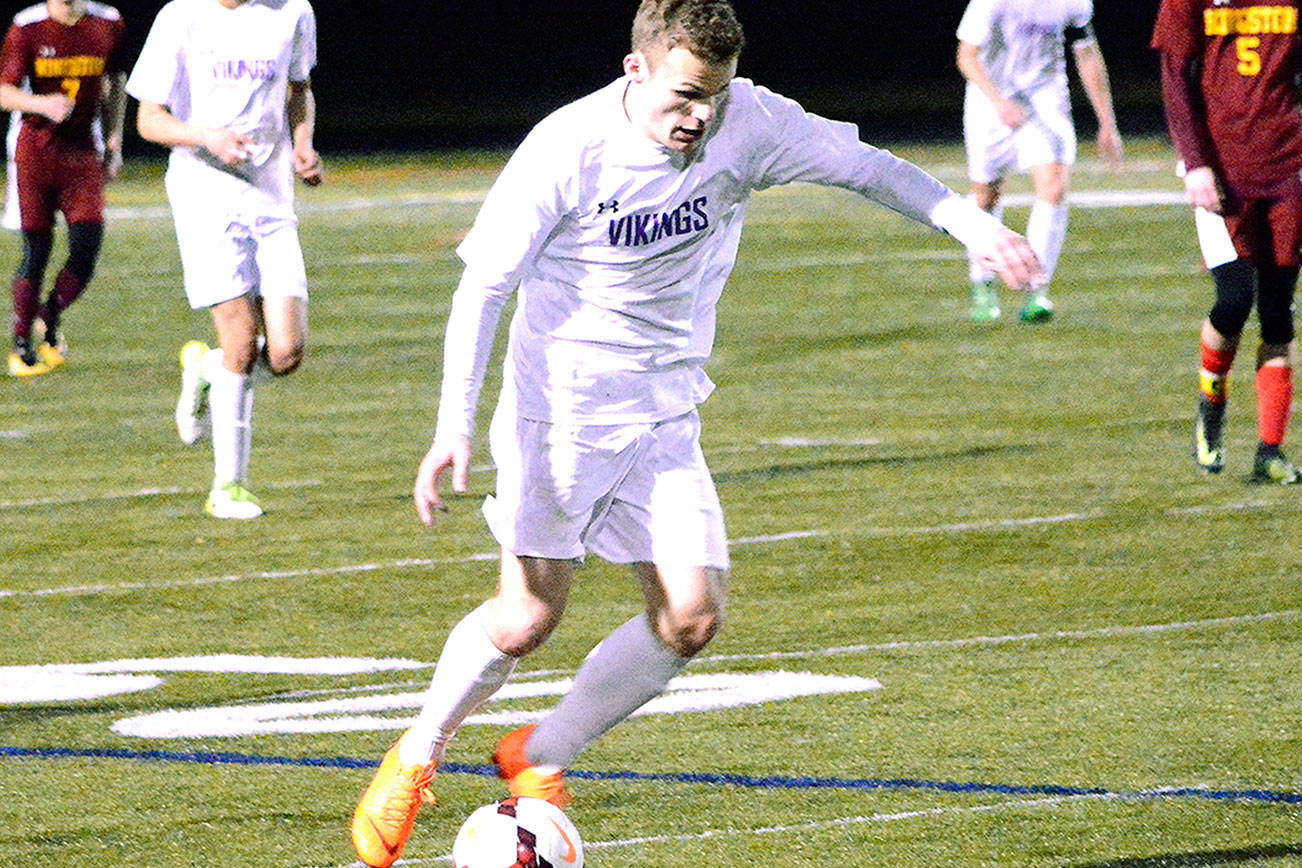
166, 193, 308, 310
964, 87, 1077, 184
484, 406, 730, 570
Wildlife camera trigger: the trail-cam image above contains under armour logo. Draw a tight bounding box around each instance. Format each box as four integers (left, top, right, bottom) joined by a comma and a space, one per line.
597, 198, 620, 215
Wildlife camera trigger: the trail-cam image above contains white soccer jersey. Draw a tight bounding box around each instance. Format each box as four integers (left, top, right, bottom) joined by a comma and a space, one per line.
957, 0, 1093, 100
435, 77, 1004, 441
125, 0, 315, 214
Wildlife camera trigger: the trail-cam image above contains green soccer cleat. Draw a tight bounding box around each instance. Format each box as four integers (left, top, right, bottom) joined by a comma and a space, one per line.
1248, 447, 1299, 485
1193, 396, 1225, 474
205, 480, 264, 519
176, 340, 211, 445
969, 280, 1000, 323
1018, 293, 1054, 323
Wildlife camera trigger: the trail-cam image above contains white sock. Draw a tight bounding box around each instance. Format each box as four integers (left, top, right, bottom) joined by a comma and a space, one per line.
967, 200, 1002, 283
204, 350, 253, 485
398, 604, 518, 767
527, 614, 689, 769
1026, 200, 1069, 293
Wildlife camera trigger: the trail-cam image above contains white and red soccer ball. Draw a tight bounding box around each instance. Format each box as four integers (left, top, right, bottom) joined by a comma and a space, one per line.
452, 796, 584, 868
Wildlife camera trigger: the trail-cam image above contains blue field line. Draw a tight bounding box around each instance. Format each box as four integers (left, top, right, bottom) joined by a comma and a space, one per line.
4, 745, 1300, 808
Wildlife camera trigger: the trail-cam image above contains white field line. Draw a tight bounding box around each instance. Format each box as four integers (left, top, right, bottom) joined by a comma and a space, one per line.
0, 496, 1291, 600
305, 792, 1113, 867
697, 608, 1302, 665
0, 479, 321, 511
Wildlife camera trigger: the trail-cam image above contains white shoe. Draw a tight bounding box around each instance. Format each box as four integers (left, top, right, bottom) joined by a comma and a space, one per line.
176, 340, 211, 445
205, 480, 264, 519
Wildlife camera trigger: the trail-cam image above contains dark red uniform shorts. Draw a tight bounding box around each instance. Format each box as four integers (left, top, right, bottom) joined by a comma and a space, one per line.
13, 125, 105, 233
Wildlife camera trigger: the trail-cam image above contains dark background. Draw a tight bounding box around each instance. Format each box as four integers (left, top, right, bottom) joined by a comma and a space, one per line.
102, 0, 1166, 154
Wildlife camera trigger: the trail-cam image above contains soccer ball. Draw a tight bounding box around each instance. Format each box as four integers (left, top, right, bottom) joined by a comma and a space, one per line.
452, 796, 584, 868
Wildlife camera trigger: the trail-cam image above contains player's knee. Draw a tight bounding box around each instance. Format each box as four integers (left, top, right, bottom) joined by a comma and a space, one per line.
265, 341, 304, 376
485, 595, 564, 657
657, 606, 724, 658
1209, 259, 1255, 338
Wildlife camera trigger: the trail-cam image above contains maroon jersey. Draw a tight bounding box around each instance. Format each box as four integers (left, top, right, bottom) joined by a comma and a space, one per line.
0, 2, 126, 150
1152, 0, 1302, 197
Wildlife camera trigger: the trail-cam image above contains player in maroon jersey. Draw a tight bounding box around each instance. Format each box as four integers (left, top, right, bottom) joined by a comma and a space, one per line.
0, 0, 125, 377
1153, 0, 1302, 483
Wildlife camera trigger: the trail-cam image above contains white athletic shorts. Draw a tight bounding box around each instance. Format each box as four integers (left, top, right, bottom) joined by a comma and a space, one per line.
484, 406, 730, 569
165, 182, 308, 310
964, 87, 1077, 184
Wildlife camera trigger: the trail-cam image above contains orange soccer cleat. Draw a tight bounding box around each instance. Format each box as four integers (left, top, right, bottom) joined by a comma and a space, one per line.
492, 724, 572, 809
350, 739, 437, 868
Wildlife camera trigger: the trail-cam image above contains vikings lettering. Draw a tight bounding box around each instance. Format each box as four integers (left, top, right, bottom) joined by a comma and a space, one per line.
607, 196, 709, 247
211, 58, 278, 82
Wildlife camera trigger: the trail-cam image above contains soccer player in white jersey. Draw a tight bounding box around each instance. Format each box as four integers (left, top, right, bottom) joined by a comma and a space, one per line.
125, 0, 322, 519
957, 0, 1123, 323
350, 2, 1041, 865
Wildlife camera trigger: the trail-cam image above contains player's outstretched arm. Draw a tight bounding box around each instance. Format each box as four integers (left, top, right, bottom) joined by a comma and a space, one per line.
414, 436, 472, 527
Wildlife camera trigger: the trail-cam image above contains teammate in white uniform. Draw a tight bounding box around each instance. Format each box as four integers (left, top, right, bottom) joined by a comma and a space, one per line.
125, 0, 323, 519
957, 0, 1122, 323
350, 2, 1042, 865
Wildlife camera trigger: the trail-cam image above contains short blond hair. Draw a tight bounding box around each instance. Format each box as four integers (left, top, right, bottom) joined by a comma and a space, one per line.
630, 0, 745, 66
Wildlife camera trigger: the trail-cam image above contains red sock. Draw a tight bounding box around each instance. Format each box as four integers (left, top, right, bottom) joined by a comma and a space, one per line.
10, 275, 38, 341
1256, 364, 1293, 446
1200, 341, 1236, 403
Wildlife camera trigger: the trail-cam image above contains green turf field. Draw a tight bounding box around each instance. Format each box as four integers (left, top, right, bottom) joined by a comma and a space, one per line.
2, 139, 1299, 867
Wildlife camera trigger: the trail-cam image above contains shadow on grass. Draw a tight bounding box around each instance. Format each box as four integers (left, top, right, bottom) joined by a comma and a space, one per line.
713, 442, 1035, 484
1068, 843, 1302, 868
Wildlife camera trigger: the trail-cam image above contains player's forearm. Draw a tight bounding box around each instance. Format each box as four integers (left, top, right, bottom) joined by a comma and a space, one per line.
956, 41, 1003, 106
0, 82, 58, 116
135, 100, 208, 149
287, 79, 315, 152
1074, 43, 1119, 134
433, 269, 515, 444
101, 72, 127, 145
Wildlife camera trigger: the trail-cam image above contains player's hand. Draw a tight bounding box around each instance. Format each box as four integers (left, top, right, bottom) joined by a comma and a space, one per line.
39, 93, 74, 123
414, 436, 472, 527
294, 144, 323, 186
1183, 166, 1223, 214
1097, 126, 1124, 171
977, 226, 1044, 292
202, 128, 255, 166
994, 97, 1026, 129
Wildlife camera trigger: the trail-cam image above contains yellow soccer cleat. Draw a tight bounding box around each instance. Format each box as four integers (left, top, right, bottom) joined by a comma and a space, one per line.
493, 724, 572, 809
36, 337, 65, 369
204, 481, 264, 519
175, 340, 211, 445
351, 739, 437, 868
8, 340, 50, 378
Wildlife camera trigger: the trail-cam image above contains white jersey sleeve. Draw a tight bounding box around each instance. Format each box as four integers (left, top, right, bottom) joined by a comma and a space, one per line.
435, 125, 571, 443
740, 82, 963, 236
289, 4, 316, 82
957, 0, 999, 45
125, 2, 183, 108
